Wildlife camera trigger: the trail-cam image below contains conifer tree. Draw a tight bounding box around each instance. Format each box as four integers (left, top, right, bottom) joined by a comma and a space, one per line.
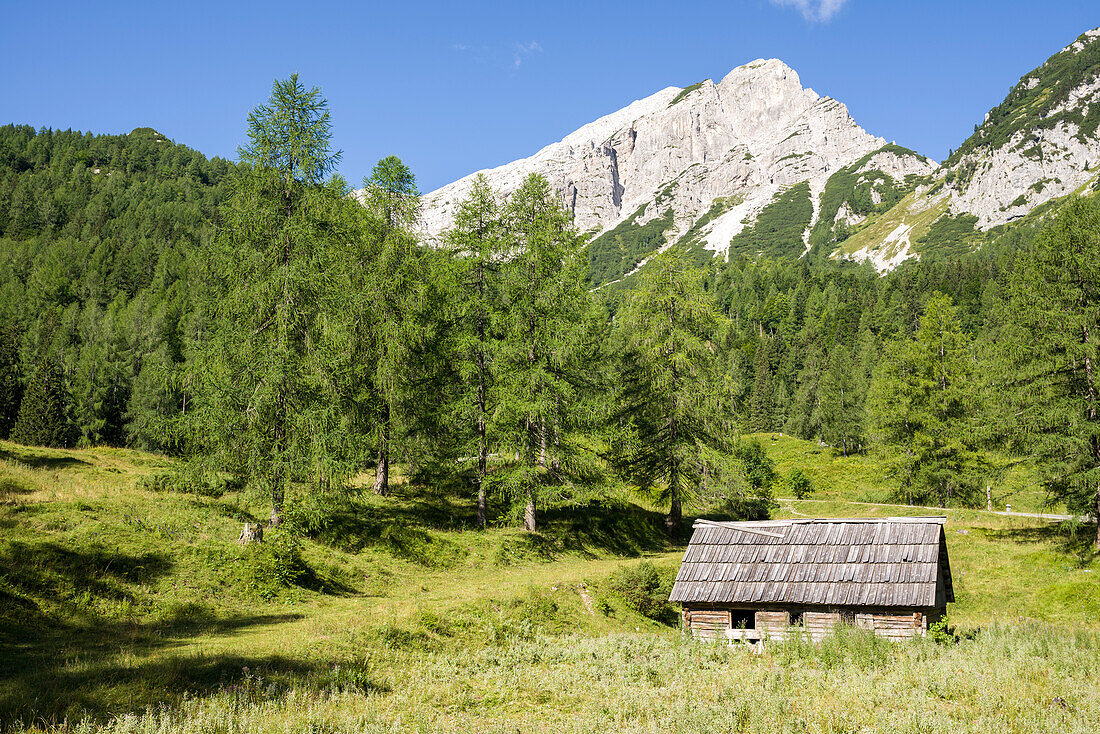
492, 173, 589, 531
816, 344, 863, 455
865, 294, 986, 506
12, 349, 75, 448
444, 175, 505, 528
613, 248, 743, 534
190, 75, 347, 526
784, 339, 824, 439
0, 314, 22, 439
747, 336, 777, 432
359, 156, 420, 496
1003, 198, 1100, 546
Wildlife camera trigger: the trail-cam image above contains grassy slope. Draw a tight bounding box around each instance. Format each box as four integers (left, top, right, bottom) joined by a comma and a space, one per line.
1, 437, 1098, 732
834, 186, 949, 259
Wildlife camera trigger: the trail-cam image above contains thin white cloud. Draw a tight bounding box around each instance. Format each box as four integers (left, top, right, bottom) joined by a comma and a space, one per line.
513, 40, 543, 69
770, 0, 848, 22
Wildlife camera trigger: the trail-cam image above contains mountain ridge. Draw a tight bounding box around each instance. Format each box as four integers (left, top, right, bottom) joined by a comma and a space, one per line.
419, 28, 1100, 279
419, 58, 934, 282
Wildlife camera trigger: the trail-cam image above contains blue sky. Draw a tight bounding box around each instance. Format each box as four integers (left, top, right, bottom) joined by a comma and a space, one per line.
2, 1, 1098, 192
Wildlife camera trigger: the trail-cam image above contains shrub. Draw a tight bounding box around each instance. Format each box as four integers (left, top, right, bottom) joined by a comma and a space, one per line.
787, 468, 812, 499
242, 528, 305, 600
606, 561, 678, 625
735, 439, 777, 493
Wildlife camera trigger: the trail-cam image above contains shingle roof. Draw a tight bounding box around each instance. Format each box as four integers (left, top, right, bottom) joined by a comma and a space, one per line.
668, 517, 953, 608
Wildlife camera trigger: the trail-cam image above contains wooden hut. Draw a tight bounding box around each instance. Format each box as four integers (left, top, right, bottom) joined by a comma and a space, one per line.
668, 516, 953, 642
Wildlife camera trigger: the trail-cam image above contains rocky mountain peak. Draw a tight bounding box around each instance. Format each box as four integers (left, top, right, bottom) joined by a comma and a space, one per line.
418, 57, 931, 283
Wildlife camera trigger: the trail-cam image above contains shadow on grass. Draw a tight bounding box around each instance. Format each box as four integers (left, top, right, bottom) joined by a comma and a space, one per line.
0, 541, 386, 727
0, 446, 91, 470
536, 500, 675, 557
986, 522, 1100, 565
0, 611, 392, 728
0, 541, 175, 641
0, 538, 375, 727
308, 486, 675, 564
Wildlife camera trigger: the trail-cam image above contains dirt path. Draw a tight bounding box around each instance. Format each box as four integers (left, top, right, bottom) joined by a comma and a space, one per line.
777, 497, 1083, 522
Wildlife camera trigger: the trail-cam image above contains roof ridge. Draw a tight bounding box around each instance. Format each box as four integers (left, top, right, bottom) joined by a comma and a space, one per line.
693, 516, 945, 529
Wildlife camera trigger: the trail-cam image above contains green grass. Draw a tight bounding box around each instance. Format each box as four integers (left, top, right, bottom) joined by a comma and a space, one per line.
668, 81, 705, 107
807, 144, 927, 259
834, 186, 950, 261
1, 437, 1098, 731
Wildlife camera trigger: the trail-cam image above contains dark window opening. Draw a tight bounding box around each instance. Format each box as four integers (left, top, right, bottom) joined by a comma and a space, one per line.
731, 610, 755, 629
840, 610, 856, 625
790, 610, 804, 626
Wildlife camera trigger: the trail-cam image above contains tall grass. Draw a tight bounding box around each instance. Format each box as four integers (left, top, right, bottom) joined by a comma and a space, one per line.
15, 625, 1100, 733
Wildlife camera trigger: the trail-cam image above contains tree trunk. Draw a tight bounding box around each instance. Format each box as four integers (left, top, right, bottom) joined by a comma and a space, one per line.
373, 403, 390, 496
524, 418, 546, 533
238, 522, 264, 544
524, 491, 537, 532
666, 484, 681, 536
373, 445, 389, 496
476, 364, 487, 528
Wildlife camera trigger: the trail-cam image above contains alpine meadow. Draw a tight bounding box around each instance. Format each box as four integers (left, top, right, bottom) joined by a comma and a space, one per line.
3, 12, 1100, 734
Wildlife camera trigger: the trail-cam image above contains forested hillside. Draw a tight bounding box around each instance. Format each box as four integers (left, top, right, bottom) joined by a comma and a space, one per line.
0, 124, 233, 450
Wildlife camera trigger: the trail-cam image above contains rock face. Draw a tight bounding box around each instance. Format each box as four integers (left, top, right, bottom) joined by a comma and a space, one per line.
419, 27, 1100, 275
944, 28, 1100, 229
420, 60, 932, 260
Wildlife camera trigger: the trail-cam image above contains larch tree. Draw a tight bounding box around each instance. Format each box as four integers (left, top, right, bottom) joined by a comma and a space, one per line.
359, 156, 420, 496
816, 343, 863, 456
613, 247, 742, 534
865, 293, 986, 507
1003, 198, 1100, 547
444, 175, 505, 528
191, 74, 348, 526
492, 173, 588, 531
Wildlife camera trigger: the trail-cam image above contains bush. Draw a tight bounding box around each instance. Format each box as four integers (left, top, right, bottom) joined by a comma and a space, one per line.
242, 528, 306, 600
735, 439, 777, 493
606, 561, 678, 625
787, 468, 812, 499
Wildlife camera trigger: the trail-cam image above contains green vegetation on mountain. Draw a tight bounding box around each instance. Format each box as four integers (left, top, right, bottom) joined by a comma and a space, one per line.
668, 80, 706, 107
677, 194, 743, 250
946, 29, 1100, 168
0, 124, 232, 453
914, 212, 983, 257
586, 200, 675, 285
727, 181, 812, 259
807, 145, 927, 259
